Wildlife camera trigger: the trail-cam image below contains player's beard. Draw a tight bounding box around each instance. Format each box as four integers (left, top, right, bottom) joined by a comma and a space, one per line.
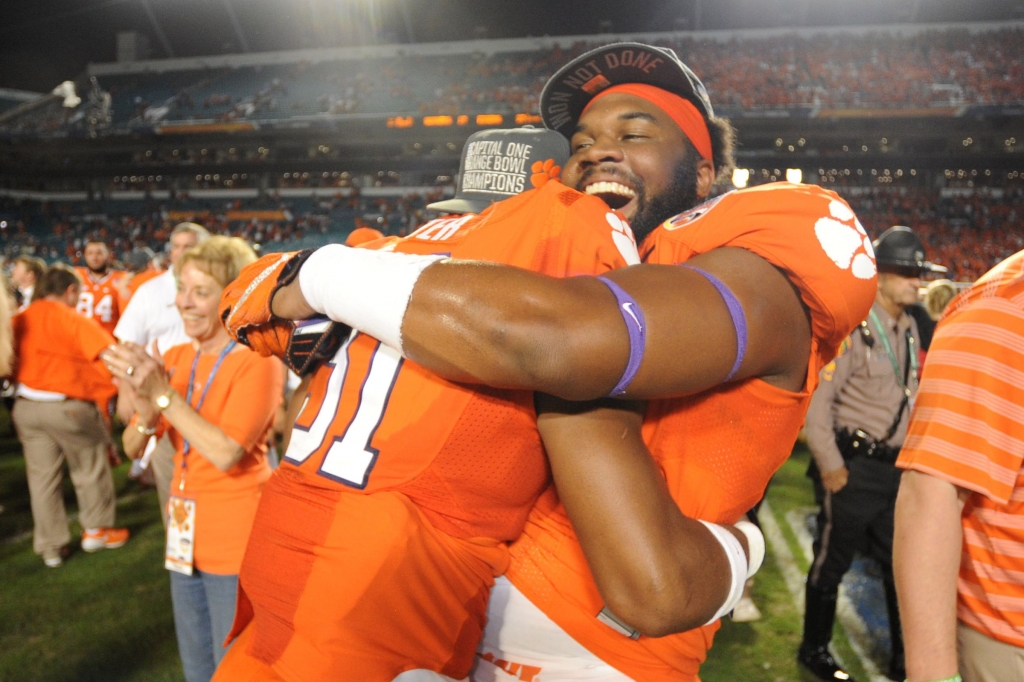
87, 264, 109, 276
629, 159, 702, 244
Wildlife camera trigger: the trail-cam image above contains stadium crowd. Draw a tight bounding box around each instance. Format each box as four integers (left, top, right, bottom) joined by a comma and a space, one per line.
0, 188, 445, 267
3, 184, 1020, 282
845, 186, 1024, 280
423, 28, 1024, 115
2, 25, 1024, 136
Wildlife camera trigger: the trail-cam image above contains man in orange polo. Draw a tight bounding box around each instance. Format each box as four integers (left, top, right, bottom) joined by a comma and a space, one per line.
11, 264, 129, 567
895, 250, 1024, 682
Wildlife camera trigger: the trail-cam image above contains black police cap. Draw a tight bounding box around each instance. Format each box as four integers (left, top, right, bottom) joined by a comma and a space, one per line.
872, 225, 947, 274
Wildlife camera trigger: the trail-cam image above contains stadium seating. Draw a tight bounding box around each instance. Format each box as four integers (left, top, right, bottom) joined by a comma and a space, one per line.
3, 184, 1020, 283
2, 25, 1023, 134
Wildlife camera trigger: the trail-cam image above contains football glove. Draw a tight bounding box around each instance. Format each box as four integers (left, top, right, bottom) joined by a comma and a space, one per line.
220, 249, 350, 375
220, 250, 308, 332
241, 315, 349, 376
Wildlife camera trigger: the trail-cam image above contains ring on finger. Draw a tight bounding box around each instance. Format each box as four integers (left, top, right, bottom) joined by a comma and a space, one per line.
126, 365, 135, 377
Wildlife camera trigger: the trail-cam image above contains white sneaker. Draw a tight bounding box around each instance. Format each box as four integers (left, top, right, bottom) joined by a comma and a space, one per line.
42, 550, 64, 568
732, 596, 762, 622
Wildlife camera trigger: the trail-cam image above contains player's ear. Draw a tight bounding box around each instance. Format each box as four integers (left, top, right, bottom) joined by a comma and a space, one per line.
695, 159, 715, 200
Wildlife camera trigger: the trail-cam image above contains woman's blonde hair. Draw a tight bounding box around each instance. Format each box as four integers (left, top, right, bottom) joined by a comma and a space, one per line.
175, 236, 257, 287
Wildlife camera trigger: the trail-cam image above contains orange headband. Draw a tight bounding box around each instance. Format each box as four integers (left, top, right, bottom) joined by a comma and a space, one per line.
583, 83, 712, 161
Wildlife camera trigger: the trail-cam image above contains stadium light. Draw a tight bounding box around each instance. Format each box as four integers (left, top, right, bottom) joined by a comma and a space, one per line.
786, 168, 803, 184
732, 168, 750, 188
52, 81, 80, 108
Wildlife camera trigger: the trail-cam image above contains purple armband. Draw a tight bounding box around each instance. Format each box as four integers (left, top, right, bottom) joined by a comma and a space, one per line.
597, 276, 646, 397
682, 265, 748, 382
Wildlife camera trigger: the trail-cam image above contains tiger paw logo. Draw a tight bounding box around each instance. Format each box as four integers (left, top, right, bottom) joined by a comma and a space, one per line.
530, 158, 561, 188
606, 212, 640, 265
815, 200, 877, 280
171, 499, 189, 526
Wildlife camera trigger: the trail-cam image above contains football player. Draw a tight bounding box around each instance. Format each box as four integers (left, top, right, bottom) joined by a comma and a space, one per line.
255, 43, 878, 680
215, 126, 703, 681
75, 239, 126, 335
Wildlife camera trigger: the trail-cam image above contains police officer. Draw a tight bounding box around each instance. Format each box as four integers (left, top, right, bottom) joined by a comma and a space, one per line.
797, 226, 946, 682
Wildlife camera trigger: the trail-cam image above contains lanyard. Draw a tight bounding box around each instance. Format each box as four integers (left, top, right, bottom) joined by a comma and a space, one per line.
179, 340, 236, 491
868, 309, 918, 399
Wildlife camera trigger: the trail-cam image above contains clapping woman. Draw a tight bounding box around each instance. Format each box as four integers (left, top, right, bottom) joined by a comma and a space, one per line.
106, 236, 284, 682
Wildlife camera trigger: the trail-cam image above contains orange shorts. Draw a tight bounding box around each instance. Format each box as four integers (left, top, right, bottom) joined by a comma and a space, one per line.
214, 624, 471, 682
230, 472, 508, 682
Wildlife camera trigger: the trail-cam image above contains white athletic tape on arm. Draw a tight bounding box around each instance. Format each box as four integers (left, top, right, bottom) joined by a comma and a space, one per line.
298, 245, 445, 353
699, 519, 750, 625
735, 520, 765, 579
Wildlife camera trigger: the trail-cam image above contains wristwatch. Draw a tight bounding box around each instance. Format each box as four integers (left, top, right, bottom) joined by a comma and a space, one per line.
155, 389, 176, 411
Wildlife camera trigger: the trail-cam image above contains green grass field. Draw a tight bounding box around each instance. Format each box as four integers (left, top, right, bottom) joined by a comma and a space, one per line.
0, 403, 867, 682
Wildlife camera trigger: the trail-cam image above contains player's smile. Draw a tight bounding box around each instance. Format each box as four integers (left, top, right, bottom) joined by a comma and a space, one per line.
562, 92, 690, 226
579, 172, 640, 216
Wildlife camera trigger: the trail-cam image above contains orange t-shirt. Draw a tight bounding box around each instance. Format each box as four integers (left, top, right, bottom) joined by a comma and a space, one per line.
13, 299, 116, 404
161, 343, 284, 575
126, 268, 163, 299
75, 268, 127, 335
234, 180, 639, 681
897, 250, 1024, 648
505, 182, 879, 680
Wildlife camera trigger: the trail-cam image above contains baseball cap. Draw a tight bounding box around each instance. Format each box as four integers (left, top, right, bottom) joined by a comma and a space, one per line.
345, 227, 385, 247
125, 247, 156, 271
427, 126, 570, 214
540, 42, 714, 140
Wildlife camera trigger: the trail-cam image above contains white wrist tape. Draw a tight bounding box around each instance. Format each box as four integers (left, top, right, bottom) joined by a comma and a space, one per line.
735, 520, 766, 579
298, 244, 445, 353
699, 519, 750, 625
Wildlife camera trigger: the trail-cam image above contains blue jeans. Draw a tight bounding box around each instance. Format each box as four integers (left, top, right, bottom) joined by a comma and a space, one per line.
169, 569, 238, 682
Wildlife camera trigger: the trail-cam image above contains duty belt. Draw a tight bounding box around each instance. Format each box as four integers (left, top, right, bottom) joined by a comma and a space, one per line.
834, 427, 901, 465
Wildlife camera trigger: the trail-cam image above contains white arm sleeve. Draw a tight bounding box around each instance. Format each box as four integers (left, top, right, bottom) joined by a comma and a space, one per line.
298, 244, 445, 353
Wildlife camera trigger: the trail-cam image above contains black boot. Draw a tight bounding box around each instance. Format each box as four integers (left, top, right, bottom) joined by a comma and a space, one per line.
883, 573, 905, 681
798, 582, 858, 682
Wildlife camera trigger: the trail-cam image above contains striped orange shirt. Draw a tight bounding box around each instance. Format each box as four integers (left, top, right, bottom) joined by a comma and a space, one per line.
897, 248, 1024, 648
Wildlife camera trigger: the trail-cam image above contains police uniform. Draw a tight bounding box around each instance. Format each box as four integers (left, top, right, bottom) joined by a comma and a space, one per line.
798, 226, 944, 682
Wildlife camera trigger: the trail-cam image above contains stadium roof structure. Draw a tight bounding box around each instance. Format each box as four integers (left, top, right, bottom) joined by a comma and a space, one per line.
2, 0, 1024, 92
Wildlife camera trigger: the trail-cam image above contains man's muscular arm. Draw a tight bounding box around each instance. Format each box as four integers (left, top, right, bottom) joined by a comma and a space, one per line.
273, 245, 811, 400
537, 395, 754, 636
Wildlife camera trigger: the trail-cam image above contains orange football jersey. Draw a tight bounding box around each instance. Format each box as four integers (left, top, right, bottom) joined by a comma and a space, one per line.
125, 267, 163, 299
75, 267, 127, 335
502, 183, 878, 680
231, 181, 639, 681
